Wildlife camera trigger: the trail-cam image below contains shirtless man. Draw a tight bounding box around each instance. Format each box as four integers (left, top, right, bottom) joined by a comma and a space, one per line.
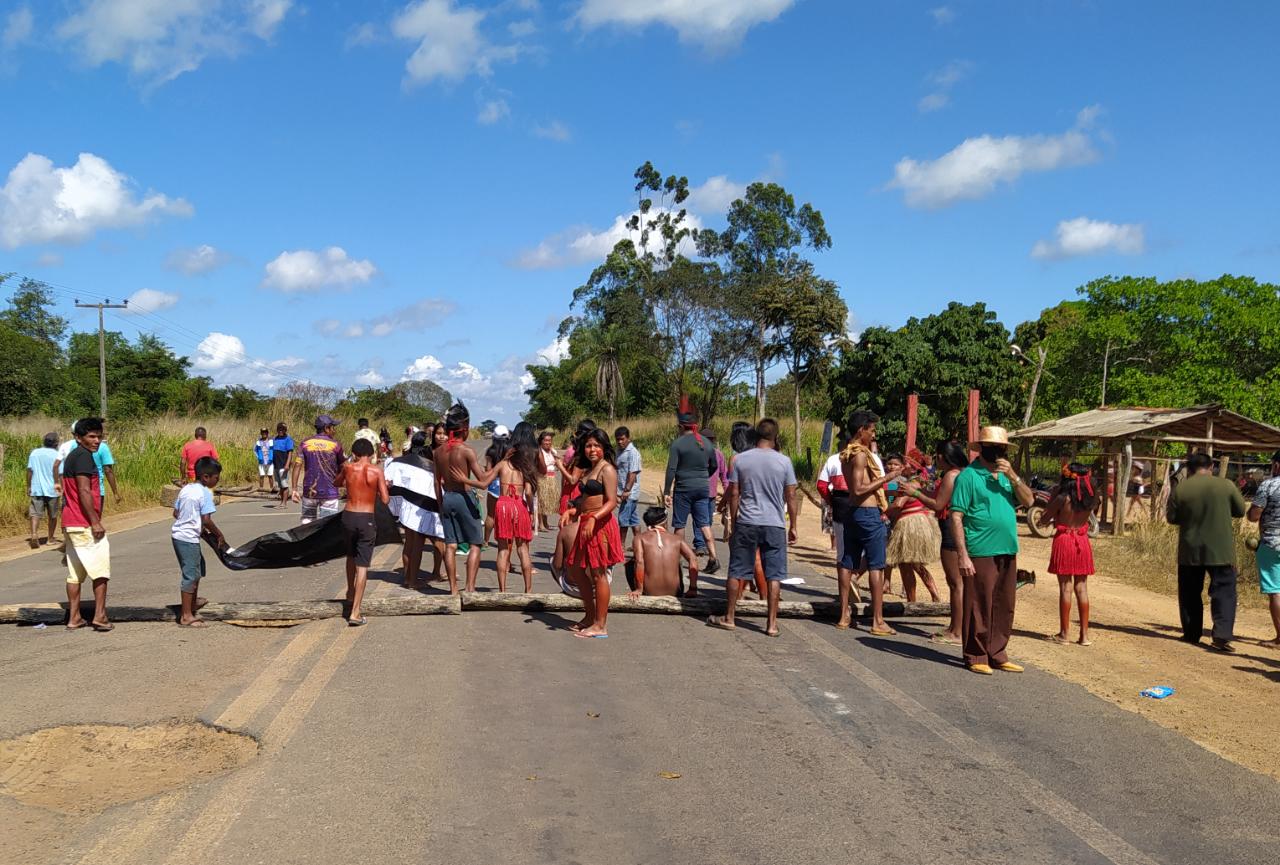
433, 403, 500, 593
840, 410, 902, 634
629, 507, 699, 599
338, 438, 389, 625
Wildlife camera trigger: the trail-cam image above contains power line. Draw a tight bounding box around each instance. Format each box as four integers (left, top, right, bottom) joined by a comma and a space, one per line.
75, 298, 129, 418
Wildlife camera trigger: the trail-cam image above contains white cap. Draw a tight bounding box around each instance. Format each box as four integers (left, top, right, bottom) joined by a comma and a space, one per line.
493, 424, 510, 437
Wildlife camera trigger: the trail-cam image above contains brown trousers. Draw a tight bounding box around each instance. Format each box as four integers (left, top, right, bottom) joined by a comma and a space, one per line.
963, 554, 1017, 666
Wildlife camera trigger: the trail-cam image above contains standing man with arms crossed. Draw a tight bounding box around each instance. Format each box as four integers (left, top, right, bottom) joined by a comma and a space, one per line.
434, 403, 500, 593
614, 426, 642, 547
707, 418, 797, 638
1167, 451, 1247, 652
292, 415, 347, 524
949, 426, 1034, 674
663, 406, 720, 574
26, 432, 61, 549
1247, 449, 1280, 649
61, 418, 113, 632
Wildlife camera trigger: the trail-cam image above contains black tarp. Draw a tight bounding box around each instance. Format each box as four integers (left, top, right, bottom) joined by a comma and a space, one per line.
204, 502, 402, 571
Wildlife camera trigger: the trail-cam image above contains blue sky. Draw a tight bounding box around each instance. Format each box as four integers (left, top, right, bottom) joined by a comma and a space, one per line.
1, 1, 1277, 424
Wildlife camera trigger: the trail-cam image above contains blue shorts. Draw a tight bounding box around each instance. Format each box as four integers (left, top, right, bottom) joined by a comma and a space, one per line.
840, 506, 887, 572
728, 523, 788, 582
616, 495, 640, 528
1257, 543, 1280, 594
172, 539, 206, 593
671, 489, 712, 549
441, 490, 483, 546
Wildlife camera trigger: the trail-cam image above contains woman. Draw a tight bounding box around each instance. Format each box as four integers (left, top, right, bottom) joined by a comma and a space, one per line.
552, 420, 595, 589
431, 422, 449, 454
922, 441, 969, 645
385, 431, 447, 590
884, 453, 943, 604
1039, 462, 1098, 645
536, 431, 560, 532
561, 428, 622, 638
482, 432, 509, 548
493, 427, 540, 592
705, 429, 729, 539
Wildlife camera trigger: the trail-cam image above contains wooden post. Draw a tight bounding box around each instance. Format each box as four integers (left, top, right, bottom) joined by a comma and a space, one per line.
1152, 459, 1170, 521
1206, 416, 1215, 457
1116, 439, 1133, 534
1112, 448, 1127, 536
967, 389, 980, 458
905, 393, 919, 455
1218, 455, 1230, 478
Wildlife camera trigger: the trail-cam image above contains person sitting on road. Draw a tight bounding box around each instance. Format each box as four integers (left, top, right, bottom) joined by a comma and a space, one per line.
338, 438, 389, 626
630, 506, 699, 599
171, 456, 226, 629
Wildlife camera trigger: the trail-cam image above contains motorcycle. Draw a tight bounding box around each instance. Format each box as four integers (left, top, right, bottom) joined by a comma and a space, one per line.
1022, 475, 1100, 538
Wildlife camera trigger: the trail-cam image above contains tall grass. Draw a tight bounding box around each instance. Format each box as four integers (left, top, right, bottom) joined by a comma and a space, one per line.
1093, 518, 1263, 605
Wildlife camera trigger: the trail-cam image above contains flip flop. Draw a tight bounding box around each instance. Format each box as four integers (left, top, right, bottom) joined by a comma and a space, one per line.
1259, 639, 1280, 649
195, 597, 209, 610
706, 615, 736, 631
834, 621, 851, 631
177, 620, 209, 628
1077, 639, 1093, 647
868, 626, 897, 637
765, 629, 780, 638
65, 621, 88, 631
930, 632, 961, 645
91, 622, 114, 632
573, 631, 608, 639
348, 617, 367, 627
1046, 633, 1069, 644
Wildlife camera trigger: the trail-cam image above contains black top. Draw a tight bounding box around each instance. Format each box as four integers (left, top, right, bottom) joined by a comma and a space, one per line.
580, 478, 606, 496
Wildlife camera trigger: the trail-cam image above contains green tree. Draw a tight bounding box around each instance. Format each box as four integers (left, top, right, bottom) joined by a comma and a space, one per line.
699, 182, 832, 419
0, 276, 67, 347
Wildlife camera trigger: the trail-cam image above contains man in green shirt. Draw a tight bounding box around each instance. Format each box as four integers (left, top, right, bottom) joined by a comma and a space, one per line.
949, 426, 1034, 674
1166, 452, 1247, 652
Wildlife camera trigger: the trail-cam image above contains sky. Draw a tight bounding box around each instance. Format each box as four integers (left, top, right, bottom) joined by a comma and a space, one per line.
1, 1, 1277, 425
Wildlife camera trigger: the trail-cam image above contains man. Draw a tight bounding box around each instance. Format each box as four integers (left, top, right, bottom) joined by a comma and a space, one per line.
434, 403, 500, 593
93, 431, 120, 514
26, 432, 61, 548
629, 506, 699, 598
180, 427, 219, 482
255, 428, 275, 492
614, 426, 642, 546
840, 411, 900, 634
52, 424, 78, 489
272, 422, 294, 508
949, 426, 1035, 674
291, 415, 347, 524
707, 418, 797, 638
663, 407, 720, 574
354, 418, 380, 464
337, 438, 389, 625
817, 431, 858, 622
61, 418, 113, 632
1167, 451, 1247, 652
1248, 449, 1280, 649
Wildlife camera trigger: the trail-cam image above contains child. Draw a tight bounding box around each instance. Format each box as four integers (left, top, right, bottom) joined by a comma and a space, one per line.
171, 456, 225, 628
255, 428, 275, 492
1038, 462, 1097, 645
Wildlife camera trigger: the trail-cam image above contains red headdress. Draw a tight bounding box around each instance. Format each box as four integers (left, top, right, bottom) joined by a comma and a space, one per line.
677, 395, 703, 446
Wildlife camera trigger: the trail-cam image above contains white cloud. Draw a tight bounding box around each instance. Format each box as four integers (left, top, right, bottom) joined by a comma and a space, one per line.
123, 287, 179, 313
392, 0, 518, 86
931, 6, 955, 25
512, 207, 704, 270
3, 6, 33, 50
686, 175, 745, 214
0, 152, 192, 249
35, 252, 63, 267
345, 22, 378, 48
918, 59, 971, 113
532, 120, 571, 142
56, 0, 294, 85
477, 97, 510, 124
262, 246, 378, 292
888, 109, 1102, 208
402, 354, 444, 379
576, 0, 795, 48
354, 368, 386, 387
165, 243, 230, 275
535, 336, 569, 365
1031, 217, 1145, 260
191, 330, 307, 389
315, 298, 456, 339
508, 19, 535, 38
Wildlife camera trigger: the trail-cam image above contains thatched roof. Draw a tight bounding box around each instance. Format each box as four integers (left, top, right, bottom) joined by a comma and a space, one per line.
1012, 405, 1280, 450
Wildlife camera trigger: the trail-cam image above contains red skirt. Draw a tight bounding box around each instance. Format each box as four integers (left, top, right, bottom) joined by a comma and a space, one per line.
1049, 525, 1094, 576
559, 482, 580, 515
494, 493, 532, 542
567, 513, 624, 569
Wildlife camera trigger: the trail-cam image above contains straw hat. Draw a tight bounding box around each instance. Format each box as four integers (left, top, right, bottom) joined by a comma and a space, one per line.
978, 425, 1010, 445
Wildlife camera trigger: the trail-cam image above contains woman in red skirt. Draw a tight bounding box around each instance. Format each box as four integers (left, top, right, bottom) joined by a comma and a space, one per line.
493, 437, 540, 593
561, 428, 621, 639
1037, 462, 1097, 645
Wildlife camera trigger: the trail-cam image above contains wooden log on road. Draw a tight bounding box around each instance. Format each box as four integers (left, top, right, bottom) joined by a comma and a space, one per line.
460, 592, 948, 620
0, 595, 461, 625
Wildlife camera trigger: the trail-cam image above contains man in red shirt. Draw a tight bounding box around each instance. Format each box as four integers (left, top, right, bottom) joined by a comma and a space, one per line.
62, 417, 113, 631
180, 427, 220, 482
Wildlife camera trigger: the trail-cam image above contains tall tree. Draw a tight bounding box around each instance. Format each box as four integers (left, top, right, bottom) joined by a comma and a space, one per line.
0, 276, 67, 347
699, 183, 832, 419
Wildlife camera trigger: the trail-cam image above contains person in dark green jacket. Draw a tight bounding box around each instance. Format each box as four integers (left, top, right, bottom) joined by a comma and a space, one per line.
1166, 452, 1247, 652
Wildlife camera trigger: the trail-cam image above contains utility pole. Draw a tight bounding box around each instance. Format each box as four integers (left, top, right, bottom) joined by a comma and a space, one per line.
75, 298, 129, 418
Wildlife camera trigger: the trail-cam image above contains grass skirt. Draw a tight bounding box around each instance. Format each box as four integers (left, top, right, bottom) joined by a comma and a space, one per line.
886, 511, 940, 565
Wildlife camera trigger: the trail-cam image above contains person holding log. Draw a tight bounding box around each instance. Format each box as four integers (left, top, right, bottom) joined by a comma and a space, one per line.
562, 428, 622, 638
337, 438, 389, 626
629, 506, 699, 598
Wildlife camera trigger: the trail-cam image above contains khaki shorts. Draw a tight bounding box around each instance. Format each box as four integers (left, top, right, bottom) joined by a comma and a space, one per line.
65, 528, 111, 584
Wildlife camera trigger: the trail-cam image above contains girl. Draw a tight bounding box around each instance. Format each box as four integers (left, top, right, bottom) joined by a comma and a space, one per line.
561, 428, 622, 638
884, 454, 943, 604
493, 428, 540, 592
482, 432, 509, 548
1039, 462, 1097, 645
552, 420, 594, 590
924, 441, 969, 645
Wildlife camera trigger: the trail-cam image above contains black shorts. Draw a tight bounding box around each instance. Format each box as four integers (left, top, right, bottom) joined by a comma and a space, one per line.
939, 515, 958, 551
341, 511, 377, 567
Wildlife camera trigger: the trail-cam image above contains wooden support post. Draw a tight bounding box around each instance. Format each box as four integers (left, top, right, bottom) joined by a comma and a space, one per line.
967, 389, 980, 459
1111, 451, 1125, 537
1152, 459, 1170, 521
906, 393, 919, 455
1116, 440, 1133, 535
1206, 417, 1215, 457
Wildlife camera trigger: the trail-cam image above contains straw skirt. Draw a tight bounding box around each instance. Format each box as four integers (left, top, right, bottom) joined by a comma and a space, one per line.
886, 511, 940, 565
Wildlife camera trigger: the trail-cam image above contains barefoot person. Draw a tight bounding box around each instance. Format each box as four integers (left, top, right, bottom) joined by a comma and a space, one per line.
840, 410, 901, 635
552, 420, 594, 590
1247, 449, 1280, 649
385, 431, 445, 590
338, 438, 389, 625
630, 506, 699, 598
61, 418, 113, 632
950, 426, 1035, 674
434, 403, 500, 593
563, 428, 623, 638
493, 432, 539, 592
171, 456, 226, 628
1039, 462, 1098, 645
707, 418, 797, 638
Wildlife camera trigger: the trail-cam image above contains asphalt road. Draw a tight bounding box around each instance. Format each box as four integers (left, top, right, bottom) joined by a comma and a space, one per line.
2, 503, 1279, 864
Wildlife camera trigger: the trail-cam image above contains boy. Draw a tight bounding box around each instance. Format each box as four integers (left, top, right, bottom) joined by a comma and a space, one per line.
255, 428, 275, 492
272, 422, 295, 508
62, 418, 112, 631
629, 507, 699, 598
171, 456, 226, 628
338, 438, 389, 625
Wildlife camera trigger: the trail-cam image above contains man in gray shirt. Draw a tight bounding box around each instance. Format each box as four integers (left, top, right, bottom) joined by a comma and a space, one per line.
663, 409, 720, 573
707, 418, 797, 638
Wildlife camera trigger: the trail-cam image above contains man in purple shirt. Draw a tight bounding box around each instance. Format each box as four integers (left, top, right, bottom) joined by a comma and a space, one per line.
291, 415, 347, 524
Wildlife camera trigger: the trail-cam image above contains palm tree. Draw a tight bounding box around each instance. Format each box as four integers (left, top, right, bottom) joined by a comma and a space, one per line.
573, 325, 626, 423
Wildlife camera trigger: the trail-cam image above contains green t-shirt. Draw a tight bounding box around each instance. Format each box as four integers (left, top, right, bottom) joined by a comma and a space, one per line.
1166, 473, 1247, 566
950, 463, 1019, 557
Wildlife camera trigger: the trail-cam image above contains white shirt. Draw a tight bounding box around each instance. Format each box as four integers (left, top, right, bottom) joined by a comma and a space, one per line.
172, 483, 216, 544
818, 453, 842, 484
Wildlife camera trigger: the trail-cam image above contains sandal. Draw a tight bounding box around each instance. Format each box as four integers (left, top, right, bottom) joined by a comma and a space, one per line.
930, 632, 961, 645
65, 621, 88, 631
1046, 633, 1069, 644
177, 619, 209, 628
348, 617, 367, 627
91, 621, 114, 632
868, 626, 897, 637
706, 615, 736, 631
